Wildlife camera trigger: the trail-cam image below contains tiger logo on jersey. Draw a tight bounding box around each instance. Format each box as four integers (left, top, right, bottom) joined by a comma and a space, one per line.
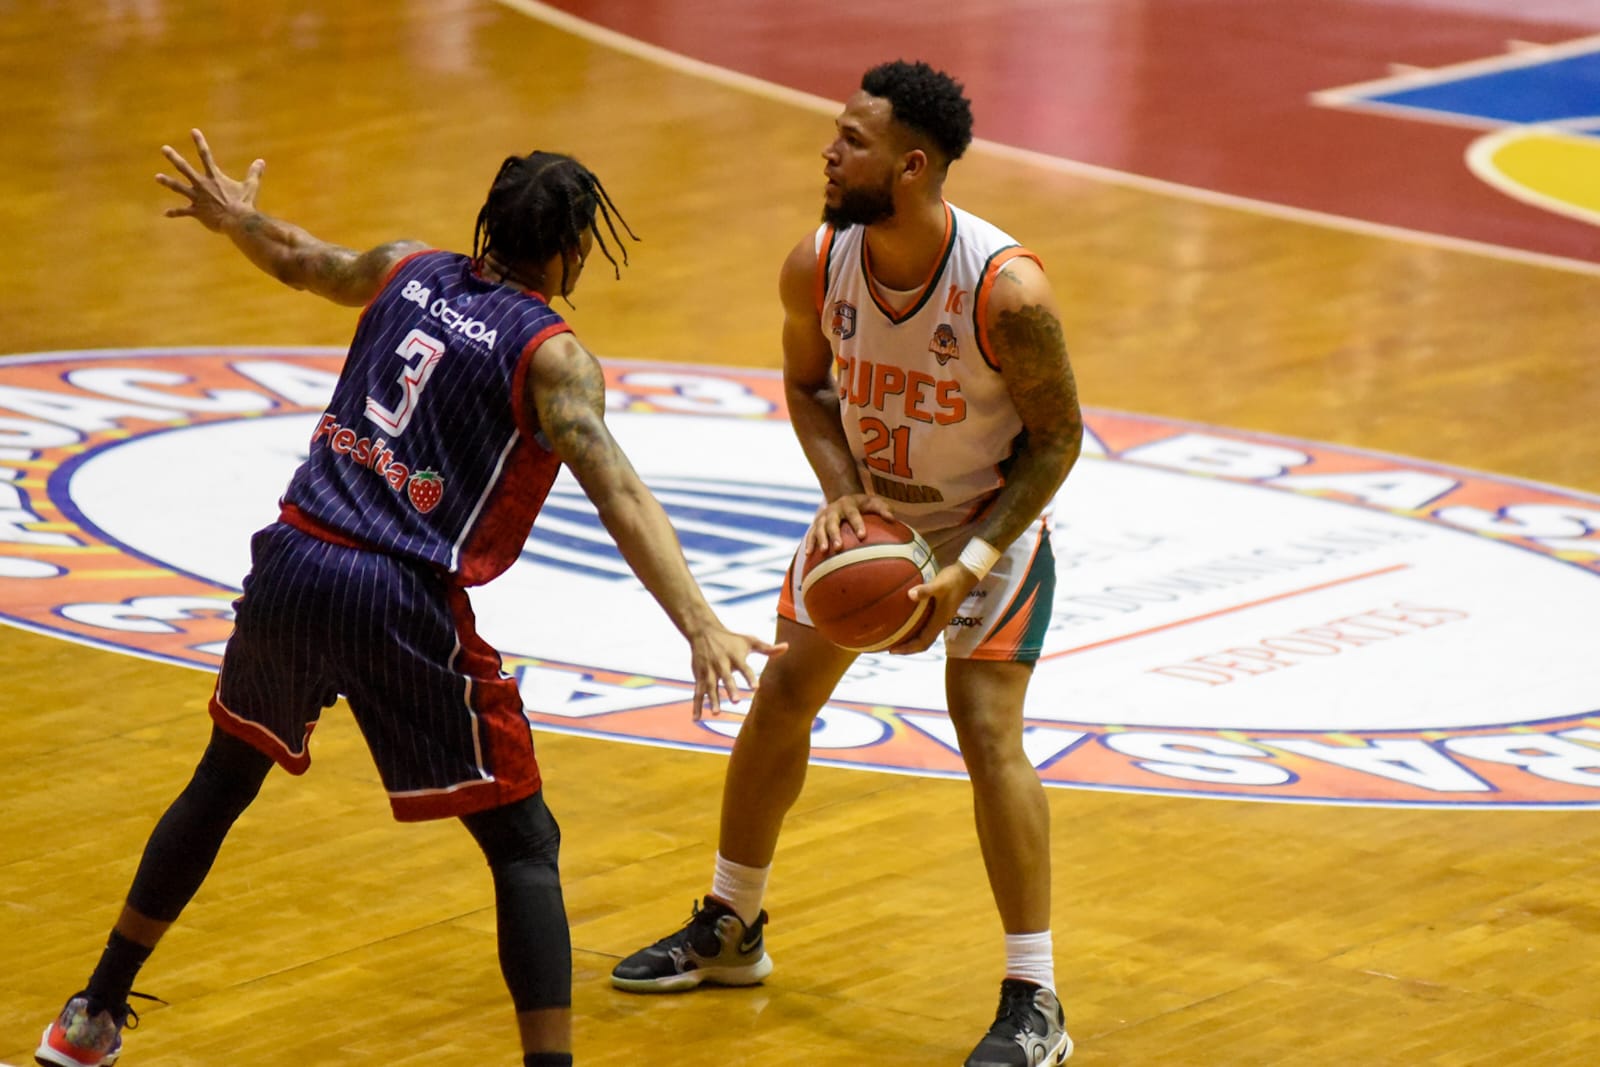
830, 300, 857, 340
929, 323, 959, 365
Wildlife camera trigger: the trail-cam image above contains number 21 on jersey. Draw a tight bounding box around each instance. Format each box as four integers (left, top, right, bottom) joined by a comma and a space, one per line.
365, 328, 445, 436
860, 416, 913, 479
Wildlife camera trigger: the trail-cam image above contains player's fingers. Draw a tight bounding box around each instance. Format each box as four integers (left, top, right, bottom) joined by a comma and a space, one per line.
817, 510, 842, 551
719, 670, 742, 708
861, 495, 896, 520
154, 173, 197, 199
838, 502, 868, 542
802, 513, 825, 555
752, 636, 788, 658
191, 128, 218, 176
161, 145, 204, 186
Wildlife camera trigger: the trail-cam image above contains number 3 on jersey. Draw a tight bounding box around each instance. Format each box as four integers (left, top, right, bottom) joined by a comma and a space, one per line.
365, 328, 445, 435
860, 416, 913, 479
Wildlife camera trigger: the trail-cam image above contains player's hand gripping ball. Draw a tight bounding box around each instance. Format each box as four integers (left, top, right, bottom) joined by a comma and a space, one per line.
800, 513, 938, 652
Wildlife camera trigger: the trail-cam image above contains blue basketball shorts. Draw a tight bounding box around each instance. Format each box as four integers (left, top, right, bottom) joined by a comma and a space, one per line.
209, 522, 540, 821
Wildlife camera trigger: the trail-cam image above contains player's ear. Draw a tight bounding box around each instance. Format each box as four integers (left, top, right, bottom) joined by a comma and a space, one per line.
901, 148, 927, 182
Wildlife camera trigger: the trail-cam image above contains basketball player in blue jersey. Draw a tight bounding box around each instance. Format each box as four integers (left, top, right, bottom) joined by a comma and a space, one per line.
35, 130, 782, 1067
612, 62, 1084, 1066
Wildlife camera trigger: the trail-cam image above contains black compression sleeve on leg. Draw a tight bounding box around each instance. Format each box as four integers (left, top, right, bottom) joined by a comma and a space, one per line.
461, 791, 571, 1012
124, 727, 273, 923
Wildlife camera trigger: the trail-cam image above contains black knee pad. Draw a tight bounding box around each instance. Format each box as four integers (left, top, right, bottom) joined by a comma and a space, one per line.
461, 792, 570, 1012
190, 728, 274, 818
461, 791, 562, 871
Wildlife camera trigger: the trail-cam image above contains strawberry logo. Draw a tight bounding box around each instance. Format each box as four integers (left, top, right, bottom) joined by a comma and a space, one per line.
407, 470, 444, 513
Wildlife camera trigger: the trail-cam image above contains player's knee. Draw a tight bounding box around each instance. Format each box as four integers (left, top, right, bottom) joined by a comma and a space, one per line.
462, 790, 562, 872
191, 727, 273, 817
750, 654, 838, 724
951, 716, 1028, 778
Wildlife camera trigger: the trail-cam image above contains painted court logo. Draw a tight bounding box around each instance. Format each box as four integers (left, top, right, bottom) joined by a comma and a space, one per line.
2, 348, 1598, 809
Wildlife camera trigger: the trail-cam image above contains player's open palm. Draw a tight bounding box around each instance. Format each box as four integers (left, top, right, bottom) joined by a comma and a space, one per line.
156, 128, 263, 232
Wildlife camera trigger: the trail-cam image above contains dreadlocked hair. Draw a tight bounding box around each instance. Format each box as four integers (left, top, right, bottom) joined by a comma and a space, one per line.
860, 60, 974, 163
471, 150, 637, 299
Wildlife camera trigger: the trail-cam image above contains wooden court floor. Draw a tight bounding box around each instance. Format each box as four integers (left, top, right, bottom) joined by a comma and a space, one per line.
2, 3, 1598, 1065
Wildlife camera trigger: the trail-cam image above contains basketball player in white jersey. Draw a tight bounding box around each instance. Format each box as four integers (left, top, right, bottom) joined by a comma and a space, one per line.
613, 61, 1083, 1066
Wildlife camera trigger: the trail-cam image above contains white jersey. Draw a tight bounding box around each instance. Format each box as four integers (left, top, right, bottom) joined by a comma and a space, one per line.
815, 202, 1042, 535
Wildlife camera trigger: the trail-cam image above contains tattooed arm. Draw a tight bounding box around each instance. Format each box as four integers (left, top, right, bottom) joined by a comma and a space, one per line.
526, 332, 785, 715
156, 129, 423, 306
973, 255, 1083, 552
897, 255, 1080, 652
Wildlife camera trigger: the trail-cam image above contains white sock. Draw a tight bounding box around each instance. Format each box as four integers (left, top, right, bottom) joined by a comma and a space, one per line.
1004, 931, 1055, 991
710, 852, 770, 927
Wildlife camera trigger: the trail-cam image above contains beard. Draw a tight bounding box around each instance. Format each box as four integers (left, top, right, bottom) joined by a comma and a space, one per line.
822, 175, 896, 228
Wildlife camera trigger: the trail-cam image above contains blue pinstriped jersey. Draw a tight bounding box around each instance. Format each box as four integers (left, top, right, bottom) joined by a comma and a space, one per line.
280, 250, 569, 585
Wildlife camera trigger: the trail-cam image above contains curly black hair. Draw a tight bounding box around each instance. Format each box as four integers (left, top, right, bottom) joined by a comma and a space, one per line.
471, 151, 637, 296
860, 60, 974, 162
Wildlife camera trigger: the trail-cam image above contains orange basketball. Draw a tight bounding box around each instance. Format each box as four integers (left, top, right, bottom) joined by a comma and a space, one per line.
800, 513, 938, 652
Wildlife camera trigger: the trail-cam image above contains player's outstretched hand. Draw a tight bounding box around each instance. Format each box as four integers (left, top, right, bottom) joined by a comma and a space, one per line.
156, 128, 263, 233
803, 492, 896, 556
690, 628, 787, 720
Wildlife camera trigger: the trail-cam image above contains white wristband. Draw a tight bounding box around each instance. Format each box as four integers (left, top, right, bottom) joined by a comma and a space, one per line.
957, 537, 1001, 580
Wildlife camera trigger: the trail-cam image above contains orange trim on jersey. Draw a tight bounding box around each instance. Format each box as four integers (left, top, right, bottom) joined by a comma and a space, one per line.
973, 246, 1043, 372
861, 203, 956, 324
814, 226, 838, 315
776, 552, 800, 620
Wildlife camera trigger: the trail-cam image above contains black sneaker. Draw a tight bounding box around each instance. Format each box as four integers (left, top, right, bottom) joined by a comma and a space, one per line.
610, 896, 773, 992
964, 978, 1074, 1066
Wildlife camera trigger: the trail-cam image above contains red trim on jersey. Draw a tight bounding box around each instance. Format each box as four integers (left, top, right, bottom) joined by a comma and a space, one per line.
356, 247, 437, 327
452, 438, 562, 587
390, 585, 541, 821
277, 501, 381, 553
209, 681, 315, 775
510, 321, 577, 441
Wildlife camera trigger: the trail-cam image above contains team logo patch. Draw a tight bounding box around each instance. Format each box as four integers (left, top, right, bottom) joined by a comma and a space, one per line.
830, 300, 857, 339
3, 348, 1599, 809
929, 323, 959, 364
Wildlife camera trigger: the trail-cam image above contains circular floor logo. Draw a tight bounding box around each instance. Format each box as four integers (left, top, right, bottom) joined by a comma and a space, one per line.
3, 348, 1599, 808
